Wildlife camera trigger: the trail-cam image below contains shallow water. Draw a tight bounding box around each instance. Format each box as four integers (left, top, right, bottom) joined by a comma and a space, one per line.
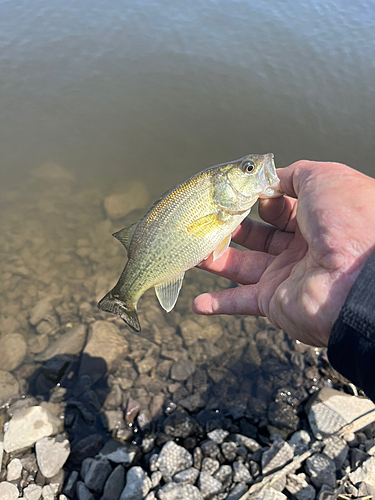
0, 0, 372, 468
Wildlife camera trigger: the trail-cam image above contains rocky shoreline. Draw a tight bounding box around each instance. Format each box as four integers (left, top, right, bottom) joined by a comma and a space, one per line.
0, 164, 374, 499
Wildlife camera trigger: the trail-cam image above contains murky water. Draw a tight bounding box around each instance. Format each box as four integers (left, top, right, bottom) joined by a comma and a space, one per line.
0, 0, 373, 475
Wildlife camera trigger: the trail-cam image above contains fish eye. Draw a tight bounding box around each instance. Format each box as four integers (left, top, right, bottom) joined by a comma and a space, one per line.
242, 160, 255, 173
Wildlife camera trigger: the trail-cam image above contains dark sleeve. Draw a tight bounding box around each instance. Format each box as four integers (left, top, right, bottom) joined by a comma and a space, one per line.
328, 250, 375, 401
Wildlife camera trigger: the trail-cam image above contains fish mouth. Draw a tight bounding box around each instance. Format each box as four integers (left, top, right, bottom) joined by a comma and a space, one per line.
258, 154, 283, 199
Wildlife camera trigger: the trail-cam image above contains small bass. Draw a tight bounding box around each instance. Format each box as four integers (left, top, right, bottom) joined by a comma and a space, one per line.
98, 153, 281, 331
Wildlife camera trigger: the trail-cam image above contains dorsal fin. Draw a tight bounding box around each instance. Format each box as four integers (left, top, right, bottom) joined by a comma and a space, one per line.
112, 222, 138, 250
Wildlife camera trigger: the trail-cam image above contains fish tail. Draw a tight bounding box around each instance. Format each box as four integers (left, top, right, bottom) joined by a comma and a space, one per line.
98, 291, 141, 332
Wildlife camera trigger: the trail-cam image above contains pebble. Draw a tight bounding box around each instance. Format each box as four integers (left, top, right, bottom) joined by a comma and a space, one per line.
4, 406, 61, 453
7, 457, 23, 481
170, 360, 196, 381
0, 370, 20, 402
226, 482, 248, 500
221, 442, 237, 462
261, 437, 294, 475
36, 435, 70, 477
84, 457, 112, 493
207, 429, 229, 444
71, 434, 104, 464
63, 471, 79, 498
101, 465, 125, 500
23, 484, 43, 500
0, 482, 19, 500
0, 333, 27, 370
156, 441, 193, 479
233, 461, 252, 484
201, 457, 220, 475
198, 471, 222, 498
323, 435, 349, 470
158, 482, 204, 500
288, 430, 311, 455
35, 324, 87, 361
119, 466, 151, 500
173, 467, 199, 484
42, 485, 55, 500
286, 473, 315, 500
213, 465, 232, 487
99, 440, 139, 465
251, 488, 287, 500
76, 481, 95, 500
151, 471, 162, 488
235, 434, 260, 453
79, 321, 129, 383
29, 299, 54, 326
305, 452, 336, 489
349, 455, 375, 488
201, 440, 220, 458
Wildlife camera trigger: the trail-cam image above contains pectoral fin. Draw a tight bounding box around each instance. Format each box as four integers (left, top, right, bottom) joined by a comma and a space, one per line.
212, 234, 231, 261
113, 222, 138, 250
155, 272, 185, 312
187, 213, 225, 238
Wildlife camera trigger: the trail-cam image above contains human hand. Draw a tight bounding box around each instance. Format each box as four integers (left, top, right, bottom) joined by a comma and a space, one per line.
192, 160, 375, 347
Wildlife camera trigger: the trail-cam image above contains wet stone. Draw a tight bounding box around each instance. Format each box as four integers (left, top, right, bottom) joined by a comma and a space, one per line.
213, 465, 232, 486
0, 333, 27, 371
63, 470, 79, 498
194, 447, 203, 470
261, 437, 294, 475
178, 393, 205, 413
42, 484, 55, 500
173, 467, 199, 484
103, 410, 124, 431
84, 457, 112, 493
198, 472, 222, 499
76, 481, 95, 500
119, 466, 151, 500
171, 360, 196, 381
158, 482, 204, 500
36, 435, 70, 478
164, 408, 197, 439
156, 441, 193, 479
35, 324, 87, 361
268, 401, 299, 432
7, 457, 22, 481
201, 457, 220, 475
235, 434, 261, 453
286, 473, 315, 500
29, 299, 54, 326
151, 470, 162, 488
305, 453, 336, 489
233, 461, 252, 484
99, 440, 140, 465
288, 430, 311, 455
0, 370, 20, 402
71, 433, 104, 465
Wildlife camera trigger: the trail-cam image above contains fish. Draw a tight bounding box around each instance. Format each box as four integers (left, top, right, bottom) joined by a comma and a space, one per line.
98, 153, 281, 332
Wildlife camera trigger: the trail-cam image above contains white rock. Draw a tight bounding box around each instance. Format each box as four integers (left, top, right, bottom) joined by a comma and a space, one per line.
104, 181, 149, 219
41, 484, 54, 500
36, 435, 70, 478
0, 334, 27, 371
4, 406, 61, 453
23, 484, 43, 500
7, 457, 23, 480
0, 482, 19, 500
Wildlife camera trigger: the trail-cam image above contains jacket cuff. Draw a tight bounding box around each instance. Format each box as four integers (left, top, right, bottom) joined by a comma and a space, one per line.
328, 250, 375, 400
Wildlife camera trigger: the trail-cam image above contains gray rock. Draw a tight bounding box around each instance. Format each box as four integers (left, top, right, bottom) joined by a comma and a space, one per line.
232, 461, 252, 484
81, 457, 94, 481
76, 481, 95, 500
323, 436, 349, 470
158, 482, 204, 500
173, 467, 199, 484
221, 442, 237, 462
104, 181, 149, 220
201, 458, 220, 475
213, 465, 232, 487
71, 434, 104, 465
0, 370, 20, 402
0, 482, 19, 500
119, 466, 151, 500
0, 333, 27, 370
103, 410, 124, 432
249, 487, 287, 500
35, 324, 87, 361
4, 406, 61, 453
7, 457, 22, 481
36, 435, 70, 478
79, 321, 129, 383
23, 483, 43, 500
194, 447, 203, 470
226, 482, 248, 500
29, 299, 54, 326
178, 394, 205, 413
349, 455, 375, 488
288, 430, 311, 455
286, 473, 315, 500
102, 465, 125, 500
207, 429, 229, 445
99, 440, 140, 465
305, 453, 336, 489
63, 471, 79, 498
262, 437, 294, 475
84, 457, 112, 493
198, 471, 222, 498
306, 387, 375, 438
171, 360, 196, 381
235, 434, 260, 453
151, 471, 163, 488
156, 441, 193, 479
201, 440, 220, 459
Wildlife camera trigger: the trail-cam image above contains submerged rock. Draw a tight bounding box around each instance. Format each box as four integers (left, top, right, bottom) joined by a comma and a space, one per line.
0, 370, 19, 402
0, 333, 27, 370
35, 435, 70, 478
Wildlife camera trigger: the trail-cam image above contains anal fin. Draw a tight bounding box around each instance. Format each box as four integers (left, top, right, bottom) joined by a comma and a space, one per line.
212, 234, 231, 261
155, 272, 185, 312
